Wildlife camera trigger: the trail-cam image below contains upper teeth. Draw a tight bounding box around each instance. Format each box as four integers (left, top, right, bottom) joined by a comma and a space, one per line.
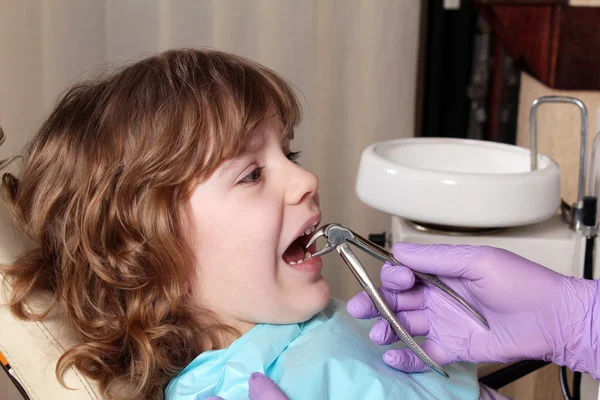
303, 224, 317, 236
289, 222, 318, 265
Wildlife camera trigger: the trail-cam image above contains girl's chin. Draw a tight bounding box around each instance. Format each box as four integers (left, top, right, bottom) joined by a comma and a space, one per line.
296, 281, 331, 320
258, 282, 331, 325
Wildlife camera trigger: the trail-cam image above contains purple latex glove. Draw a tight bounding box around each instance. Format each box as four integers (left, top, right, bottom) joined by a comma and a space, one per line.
207, 372, 288, 400
479, 384, 511, 400
347, 243, 600, 379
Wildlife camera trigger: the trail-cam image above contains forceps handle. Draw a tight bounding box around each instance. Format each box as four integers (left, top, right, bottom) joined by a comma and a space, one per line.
335, 242, 449, 378
351, 233, 490, 330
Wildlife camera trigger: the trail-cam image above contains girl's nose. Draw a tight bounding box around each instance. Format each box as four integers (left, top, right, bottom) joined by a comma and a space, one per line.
285, 163, 319, 205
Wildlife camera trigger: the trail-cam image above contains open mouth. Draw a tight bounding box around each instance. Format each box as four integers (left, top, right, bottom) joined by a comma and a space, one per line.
283, 222, 319, 265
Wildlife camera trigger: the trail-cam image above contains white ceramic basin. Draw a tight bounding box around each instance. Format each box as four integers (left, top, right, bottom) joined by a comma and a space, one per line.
356, 138, 561, 228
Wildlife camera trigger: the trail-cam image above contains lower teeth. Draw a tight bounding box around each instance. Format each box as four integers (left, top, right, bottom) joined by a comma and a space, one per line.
290, 251, 312, 265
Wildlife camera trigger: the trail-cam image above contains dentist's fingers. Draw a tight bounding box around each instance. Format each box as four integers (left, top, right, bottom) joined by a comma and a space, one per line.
392, 242, 482, 280
248, 372, 289, 400
383, 348, 429, 373
347, 286, 426, 319
369, 310, 430, 345
382, 340, 446, 373
380, 263, 416, 291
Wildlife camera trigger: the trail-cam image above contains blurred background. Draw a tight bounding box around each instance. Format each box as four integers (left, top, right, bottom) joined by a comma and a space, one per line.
1, 1, 600, 398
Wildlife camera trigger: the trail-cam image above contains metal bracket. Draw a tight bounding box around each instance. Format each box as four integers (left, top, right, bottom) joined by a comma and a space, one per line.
530, 96, 589, 232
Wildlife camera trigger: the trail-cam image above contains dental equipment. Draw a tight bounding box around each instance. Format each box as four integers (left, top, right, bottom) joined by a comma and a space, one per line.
305, 222, 490, 379
530, 96, 590, 233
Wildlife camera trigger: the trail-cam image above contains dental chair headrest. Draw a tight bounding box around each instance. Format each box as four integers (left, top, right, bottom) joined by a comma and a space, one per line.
0, 198, 101, 399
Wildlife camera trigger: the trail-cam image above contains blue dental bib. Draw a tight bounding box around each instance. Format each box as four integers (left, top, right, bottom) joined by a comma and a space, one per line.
166, 299, 480, 400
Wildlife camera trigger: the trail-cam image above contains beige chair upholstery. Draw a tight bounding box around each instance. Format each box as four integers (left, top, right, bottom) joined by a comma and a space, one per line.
0, 199, 100, 399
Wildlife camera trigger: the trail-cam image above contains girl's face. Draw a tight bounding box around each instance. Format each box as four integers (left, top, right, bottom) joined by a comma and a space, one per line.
186, 115, 330, 335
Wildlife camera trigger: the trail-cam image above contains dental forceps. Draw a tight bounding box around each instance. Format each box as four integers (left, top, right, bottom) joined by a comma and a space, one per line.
306, 223, 490, 378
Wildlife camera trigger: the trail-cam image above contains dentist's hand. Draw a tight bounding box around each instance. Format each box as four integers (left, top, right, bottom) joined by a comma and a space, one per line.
208, 372, 288, 400
347, 243, 600, 378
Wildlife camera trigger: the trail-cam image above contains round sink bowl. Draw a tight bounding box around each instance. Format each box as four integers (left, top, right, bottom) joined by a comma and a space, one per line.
356, 138, 561, 228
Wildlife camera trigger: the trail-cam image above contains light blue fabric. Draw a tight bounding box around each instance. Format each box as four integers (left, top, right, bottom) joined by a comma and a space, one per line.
165, 298, 480, 400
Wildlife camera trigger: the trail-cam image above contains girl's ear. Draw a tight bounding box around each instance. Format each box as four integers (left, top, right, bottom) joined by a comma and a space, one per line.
2, 173, 19, 201
1, 127, 21, 200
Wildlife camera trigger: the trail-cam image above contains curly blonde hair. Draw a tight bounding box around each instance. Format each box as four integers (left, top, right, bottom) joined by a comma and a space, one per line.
1, 48, 301, 399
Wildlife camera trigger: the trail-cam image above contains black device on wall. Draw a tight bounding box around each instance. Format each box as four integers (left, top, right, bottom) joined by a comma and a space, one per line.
420, 0, 520, 144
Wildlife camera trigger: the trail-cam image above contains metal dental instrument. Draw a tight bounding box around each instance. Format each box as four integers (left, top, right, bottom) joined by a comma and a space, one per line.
306, 223, 491, 379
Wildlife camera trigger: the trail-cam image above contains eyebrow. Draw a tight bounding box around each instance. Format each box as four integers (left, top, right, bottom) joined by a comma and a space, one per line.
217, 130, 294, 178
215, 137, 261, 179
217, 157, 246, 178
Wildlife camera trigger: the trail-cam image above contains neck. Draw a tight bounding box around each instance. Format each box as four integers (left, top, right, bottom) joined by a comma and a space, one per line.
210, 317, 257, 349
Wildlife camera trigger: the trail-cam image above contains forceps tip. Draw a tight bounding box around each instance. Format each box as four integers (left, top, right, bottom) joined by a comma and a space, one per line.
305, 225, 335, 257
480, 318, 491, 331
305, 225, 329, 248
311, 245, 334, 257
432, 365, 450, 379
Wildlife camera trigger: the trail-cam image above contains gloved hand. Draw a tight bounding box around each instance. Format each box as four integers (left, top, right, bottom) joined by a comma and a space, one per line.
207, 372, 288, 400
347, 243, 600, 378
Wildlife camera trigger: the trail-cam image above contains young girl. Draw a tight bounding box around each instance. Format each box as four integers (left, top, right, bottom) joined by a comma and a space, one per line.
1, 48, 495, 399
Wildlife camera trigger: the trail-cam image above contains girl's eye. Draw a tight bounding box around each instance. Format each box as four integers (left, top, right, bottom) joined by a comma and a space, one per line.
287, 151, 301, 164
239, 166, 264, 185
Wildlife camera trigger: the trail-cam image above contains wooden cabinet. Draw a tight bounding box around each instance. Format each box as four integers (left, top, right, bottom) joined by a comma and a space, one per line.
475, 0, 600, 90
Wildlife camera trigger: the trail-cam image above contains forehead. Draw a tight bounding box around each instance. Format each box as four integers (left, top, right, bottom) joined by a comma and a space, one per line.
243, 115, 290, 152
243, 129, 267, 153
